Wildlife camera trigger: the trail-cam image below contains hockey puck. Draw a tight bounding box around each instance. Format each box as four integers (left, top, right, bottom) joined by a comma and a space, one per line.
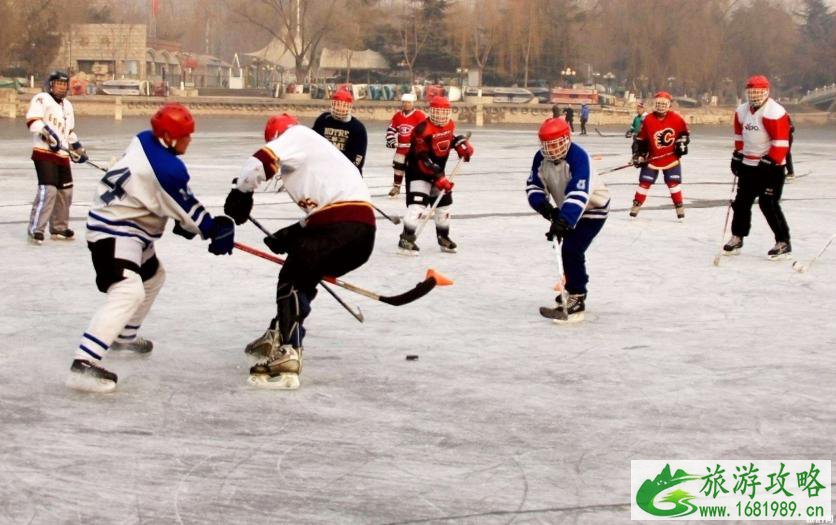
405, 355, 419, 361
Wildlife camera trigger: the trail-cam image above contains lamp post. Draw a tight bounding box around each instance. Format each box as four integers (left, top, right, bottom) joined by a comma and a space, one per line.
456, 67, 469, 89
603, 72, 615, 93
561, 67, 576, 88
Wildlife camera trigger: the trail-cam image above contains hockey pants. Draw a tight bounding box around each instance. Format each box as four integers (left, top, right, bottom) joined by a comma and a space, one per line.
561, 217, 606, 296
29, 160, 73, 235
731, 166, 790, 243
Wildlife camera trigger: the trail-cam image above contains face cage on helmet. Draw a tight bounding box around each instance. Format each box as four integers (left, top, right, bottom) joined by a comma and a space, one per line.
331, 100, 352, 120
747, 88, 768, 108
429, 107, 451, 126
654, 98, 670, 113
541, 136, 571, 161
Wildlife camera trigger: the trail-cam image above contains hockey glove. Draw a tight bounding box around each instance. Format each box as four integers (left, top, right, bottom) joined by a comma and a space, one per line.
172, 221, 197, 239
674, 134, 689, 157
730, 151, 744, 176
535, 201, 555, 221
420, 156, 443, 176
40, 126, 61, 152
385, 126, 397, 148
546, 217, 571, 243
69, 141, 88, 164
631, 154, 648, 168
453, 135, 474, 162
264, 222, 303, 255
433, 175, 454, 192
224, 183, 254, 225
208, 216, 235, 255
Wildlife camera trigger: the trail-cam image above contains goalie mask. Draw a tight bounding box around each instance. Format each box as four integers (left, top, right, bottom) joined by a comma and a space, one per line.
538, 117, 571, 162
264, 113, 299, 142
330, 89, 353, 121
746, 75, 770, 109
429, 96, 451, 126
653, 91, 672, 115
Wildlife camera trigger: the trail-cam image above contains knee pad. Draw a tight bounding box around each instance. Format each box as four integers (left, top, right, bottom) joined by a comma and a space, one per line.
143, 263, 166, 296
404, 203, 427, 230
392, 160, 407, 171
433, 205, 451, 229
107, 270, 146, 311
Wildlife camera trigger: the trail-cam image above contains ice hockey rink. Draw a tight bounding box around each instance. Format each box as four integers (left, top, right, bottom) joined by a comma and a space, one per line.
0, 116, 834, 524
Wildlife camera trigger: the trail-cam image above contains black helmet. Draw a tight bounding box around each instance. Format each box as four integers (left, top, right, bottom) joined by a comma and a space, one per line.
46, 69, 70, 99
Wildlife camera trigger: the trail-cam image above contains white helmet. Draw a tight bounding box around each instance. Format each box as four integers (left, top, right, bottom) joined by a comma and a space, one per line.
401, 93, 416, 102
401, 92, 416, 112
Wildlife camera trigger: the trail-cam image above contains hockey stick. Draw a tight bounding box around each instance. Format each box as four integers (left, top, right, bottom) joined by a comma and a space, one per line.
552, 238, 568, 318
712, 174, 739, 267
233, 241, 449, 306
58, 145, 109, 172
413, 131, 472, 239
246, 216, 364, 322
370, 203, 401, 225
792, 233, 836, 273
598, 153, 668, 175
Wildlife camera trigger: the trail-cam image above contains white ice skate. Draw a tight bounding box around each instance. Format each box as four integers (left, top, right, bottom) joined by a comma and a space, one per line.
248, 345, 302, 390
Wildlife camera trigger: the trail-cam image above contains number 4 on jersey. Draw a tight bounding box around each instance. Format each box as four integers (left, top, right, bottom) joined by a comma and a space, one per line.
100, 167, 131, 204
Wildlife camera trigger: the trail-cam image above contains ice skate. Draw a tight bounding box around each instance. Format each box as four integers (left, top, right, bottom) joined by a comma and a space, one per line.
437, 234, 457, 253
629, 200, 642, 218
723, 235, 743, 255
248, 345, 302, 390
539, 293, 586, 324
785, 172, 795, 184
244, 326, 281, 361
29, 232, 44, 245
110, 337, 153, 354
51, 228, 75, 241
675, 203, 685, 221
398, 232, 420, 255
388, 184, 401, 198
767, 241, 792, 261
66, 359, 117, 393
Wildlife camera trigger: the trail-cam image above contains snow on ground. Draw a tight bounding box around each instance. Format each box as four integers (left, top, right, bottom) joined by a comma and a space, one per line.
0, 116, 833, 524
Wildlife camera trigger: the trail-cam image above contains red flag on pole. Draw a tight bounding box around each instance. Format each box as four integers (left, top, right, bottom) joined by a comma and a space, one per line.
151, 0, 160, 17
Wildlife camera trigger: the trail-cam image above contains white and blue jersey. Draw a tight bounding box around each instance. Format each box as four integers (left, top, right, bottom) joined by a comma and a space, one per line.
526, 143, 610, 226
87, 130, 216, 249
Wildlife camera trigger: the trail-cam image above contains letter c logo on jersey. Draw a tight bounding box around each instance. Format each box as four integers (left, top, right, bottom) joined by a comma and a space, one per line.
653, 128, 675, 148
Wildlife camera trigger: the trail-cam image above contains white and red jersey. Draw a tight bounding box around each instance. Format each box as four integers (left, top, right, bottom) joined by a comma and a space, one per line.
236, 125, 373, 227
388, 109, 427, 153
635, 111, 689, 170
25, 92, 78, 166
733, 98, 790, 166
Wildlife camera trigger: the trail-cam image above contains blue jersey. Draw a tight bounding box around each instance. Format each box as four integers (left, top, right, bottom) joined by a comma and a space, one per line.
86, 130, 216, 247
526, 143, 610, 227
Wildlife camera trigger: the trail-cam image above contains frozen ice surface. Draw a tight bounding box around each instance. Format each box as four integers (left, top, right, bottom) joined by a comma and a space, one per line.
0, 116, 834, 524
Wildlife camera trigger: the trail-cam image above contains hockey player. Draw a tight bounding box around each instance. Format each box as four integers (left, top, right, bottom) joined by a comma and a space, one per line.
313, 89, 368, 174
724, 75, 792, 259
25, 69, 86, 244
66, 103, 236, 393
625, 101, 646, 138
398, 96, 473, 254
223, 114, 376, 390
386, 93, 426, 197
529, 118, 610, 323
629, 92, 690, 220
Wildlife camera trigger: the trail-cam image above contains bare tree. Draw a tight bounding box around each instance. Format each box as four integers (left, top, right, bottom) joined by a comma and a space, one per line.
397, 0, 431, 85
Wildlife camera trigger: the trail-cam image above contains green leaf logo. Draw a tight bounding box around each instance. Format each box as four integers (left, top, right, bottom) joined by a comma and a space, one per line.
636, 464, 702, 517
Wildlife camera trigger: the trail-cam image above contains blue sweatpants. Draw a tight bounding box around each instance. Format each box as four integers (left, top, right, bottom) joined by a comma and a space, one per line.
561, 217, 606, 295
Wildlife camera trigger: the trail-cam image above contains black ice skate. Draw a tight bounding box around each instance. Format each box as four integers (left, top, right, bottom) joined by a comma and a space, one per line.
539, 293, 586, 324
248, 345, 302, 390
437, 234, 457, 253
51, 229, 75, 241
398, 232, 420, 255
723, 235, 743, 255
29, 232, 44, 245
629, 200, 642, 218
675, 203, 685, 221
110, 337, 153, 354
66, 359, 118, 393
767, 241, 792, 261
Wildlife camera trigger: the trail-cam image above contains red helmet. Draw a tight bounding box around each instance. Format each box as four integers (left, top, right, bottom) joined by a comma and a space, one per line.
653, 91, 672, 114
746, 75, 769, 89
429, 96, 451, 126
331, 89, 353, 120
264, 113, 299, 142
538, 118, 571, 161
151, 103, 194, 141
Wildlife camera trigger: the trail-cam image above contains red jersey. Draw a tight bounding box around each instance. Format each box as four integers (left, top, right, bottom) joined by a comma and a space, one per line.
389, 109, 427, 154
406, 118, 456, 179
636, 111, 689, 169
